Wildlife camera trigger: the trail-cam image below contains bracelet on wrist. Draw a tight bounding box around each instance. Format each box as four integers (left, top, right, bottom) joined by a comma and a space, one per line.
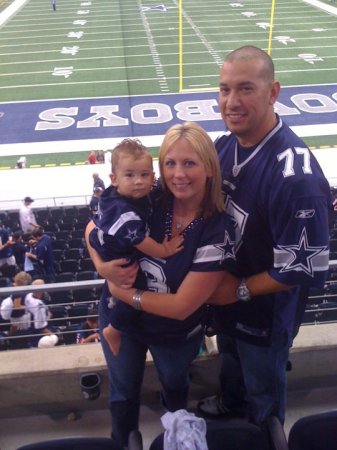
131, 289, 144, 311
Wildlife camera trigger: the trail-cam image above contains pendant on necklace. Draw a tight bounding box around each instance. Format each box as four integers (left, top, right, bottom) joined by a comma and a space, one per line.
175, 222, 183, 229
232, 165, 240, 177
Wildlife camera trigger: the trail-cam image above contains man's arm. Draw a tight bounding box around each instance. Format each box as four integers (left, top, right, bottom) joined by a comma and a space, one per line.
209, 271, 292, 305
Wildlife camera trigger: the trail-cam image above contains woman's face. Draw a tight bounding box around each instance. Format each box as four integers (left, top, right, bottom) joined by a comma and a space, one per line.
162, 138, 208, 204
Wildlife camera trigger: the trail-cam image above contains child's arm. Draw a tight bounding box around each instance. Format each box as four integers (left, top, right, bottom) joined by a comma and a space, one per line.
135, 235, 183, 258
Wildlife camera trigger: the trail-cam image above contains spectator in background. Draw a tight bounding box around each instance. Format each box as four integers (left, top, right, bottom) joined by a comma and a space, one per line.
0, 271, 32, 334
51, 0, 56, 10
92, 172, 105, 191
25, 278, 53, 346
11, 231, 27, 270
19, 196, 39, 234
87, 150, 97, 164
26, 228, 55, 283
16, 156, 26, 169
90, 187, 103, 216
96, 150, 105, 164
76, 307, 100, 344
0, 224, 16, 269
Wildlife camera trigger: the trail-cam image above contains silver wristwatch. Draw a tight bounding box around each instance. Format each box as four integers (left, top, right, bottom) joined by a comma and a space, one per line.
236, 278, 252, 302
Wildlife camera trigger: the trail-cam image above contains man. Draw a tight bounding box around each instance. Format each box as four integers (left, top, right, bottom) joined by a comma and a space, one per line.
198, 46, 331, 426
0, 225, 15, 268
89, 186, 103, 216
92, 172, 105, 192
26, 228, 55, 283
25, 279, 52, 346
19, 196, 39, 234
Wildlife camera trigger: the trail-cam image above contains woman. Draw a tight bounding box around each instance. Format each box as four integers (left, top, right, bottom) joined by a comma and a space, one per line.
85, 122, 236, 447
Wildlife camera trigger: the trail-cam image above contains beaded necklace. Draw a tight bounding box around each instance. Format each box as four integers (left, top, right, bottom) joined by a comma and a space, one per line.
164, 200, 204, 238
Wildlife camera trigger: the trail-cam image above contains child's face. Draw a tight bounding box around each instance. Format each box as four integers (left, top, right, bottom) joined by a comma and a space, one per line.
110, 155, 155, 199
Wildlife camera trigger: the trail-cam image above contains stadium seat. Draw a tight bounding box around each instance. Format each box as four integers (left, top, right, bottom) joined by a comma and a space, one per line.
52, 239, 68, 251
79, 258, 95, 272
49, 208, 65, 221
71, 228, 85, 239
149, 415, 288, 450
288, 410, 337, 450
52, 249, 65, 262
55, 272, 76, 283
60, 259, 80, 273
48, 305, 69, 327
0, 264, 18, 278
49, 289, 73, 305
16, 436, 123, 450
64, 248, 83, 260
68, 238, 85, 249
72, 288, 97, 303
63, 207, 79, 218
68, 303, 90, 325
54, 230, 72, 241
76, 270, 98, 281
0, 276, 12, 287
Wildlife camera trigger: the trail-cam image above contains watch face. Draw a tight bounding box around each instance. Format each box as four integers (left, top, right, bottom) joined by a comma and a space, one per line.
237, 283, 251, 301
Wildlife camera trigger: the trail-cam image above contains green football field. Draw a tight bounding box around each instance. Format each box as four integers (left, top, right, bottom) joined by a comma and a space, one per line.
0, 0, 337, 168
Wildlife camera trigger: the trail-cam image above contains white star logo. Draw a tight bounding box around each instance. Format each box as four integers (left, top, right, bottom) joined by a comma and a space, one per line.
214, 230, 236, 263
125, 228, 140, 243
277, 228, 326, 277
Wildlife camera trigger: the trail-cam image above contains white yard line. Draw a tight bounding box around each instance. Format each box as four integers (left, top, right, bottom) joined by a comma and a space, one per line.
0, 0, 29, 27
302, 0, 337, 15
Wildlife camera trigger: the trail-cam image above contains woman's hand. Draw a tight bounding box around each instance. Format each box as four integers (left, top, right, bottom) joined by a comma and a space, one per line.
100, 259, 138, 288
107, 281, 133, 304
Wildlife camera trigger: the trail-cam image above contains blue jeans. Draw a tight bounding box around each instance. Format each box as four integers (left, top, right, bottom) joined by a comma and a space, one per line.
99, 294, 203, 447
218, 330, 289, 425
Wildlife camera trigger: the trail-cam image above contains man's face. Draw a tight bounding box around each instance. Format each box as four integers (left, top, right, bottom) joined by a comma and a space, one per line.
218, 59, 279, 146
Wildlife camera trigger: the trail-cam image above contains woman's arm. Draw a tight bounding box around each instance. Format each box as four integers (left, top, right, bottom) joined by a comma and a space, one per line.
84, 221, 138, 287
108, 269, 226, 321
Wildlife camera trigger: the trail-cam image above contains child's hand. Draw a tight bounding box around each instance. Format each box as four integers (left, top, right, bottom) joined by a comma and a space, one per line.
163, 235, 184, 256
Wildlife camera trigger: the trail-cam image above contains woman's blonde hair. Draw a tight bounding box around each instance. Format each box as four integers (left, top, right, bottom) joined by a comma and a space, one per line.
159, 122, 224, 217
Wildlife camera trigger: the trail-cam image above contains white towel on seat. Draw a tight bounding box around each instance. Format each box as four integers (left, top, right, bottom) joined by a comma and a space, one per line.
161, 409, 208, 450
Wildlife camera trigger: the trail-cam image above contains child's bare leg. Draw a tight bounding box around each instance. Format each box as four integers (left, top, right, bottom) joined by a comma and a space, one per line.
103, 324, 121, 356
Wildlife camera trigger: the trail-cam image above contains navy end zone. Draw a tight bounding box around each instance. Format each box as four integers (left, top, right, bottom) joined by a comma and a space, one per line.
0, 84, 337, 151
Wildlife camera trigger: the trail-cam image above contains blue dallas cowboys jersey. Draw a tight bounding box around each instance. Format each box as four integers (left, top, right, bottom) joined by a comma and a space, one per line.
90, 185, 152, 266
109, 192, 236, 346
214, 116, 331, 346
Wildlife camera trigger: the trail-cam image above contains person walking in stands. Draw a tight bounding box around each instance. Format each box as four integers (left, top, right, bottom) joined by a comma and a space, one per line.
19, 196, 39, 234
26, 228, 55, 283
85, 122, 236, 448
92, 172, 105, 192
193, 45, 331, 426
51, 0, 56, 10
89, 138, 183, 356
